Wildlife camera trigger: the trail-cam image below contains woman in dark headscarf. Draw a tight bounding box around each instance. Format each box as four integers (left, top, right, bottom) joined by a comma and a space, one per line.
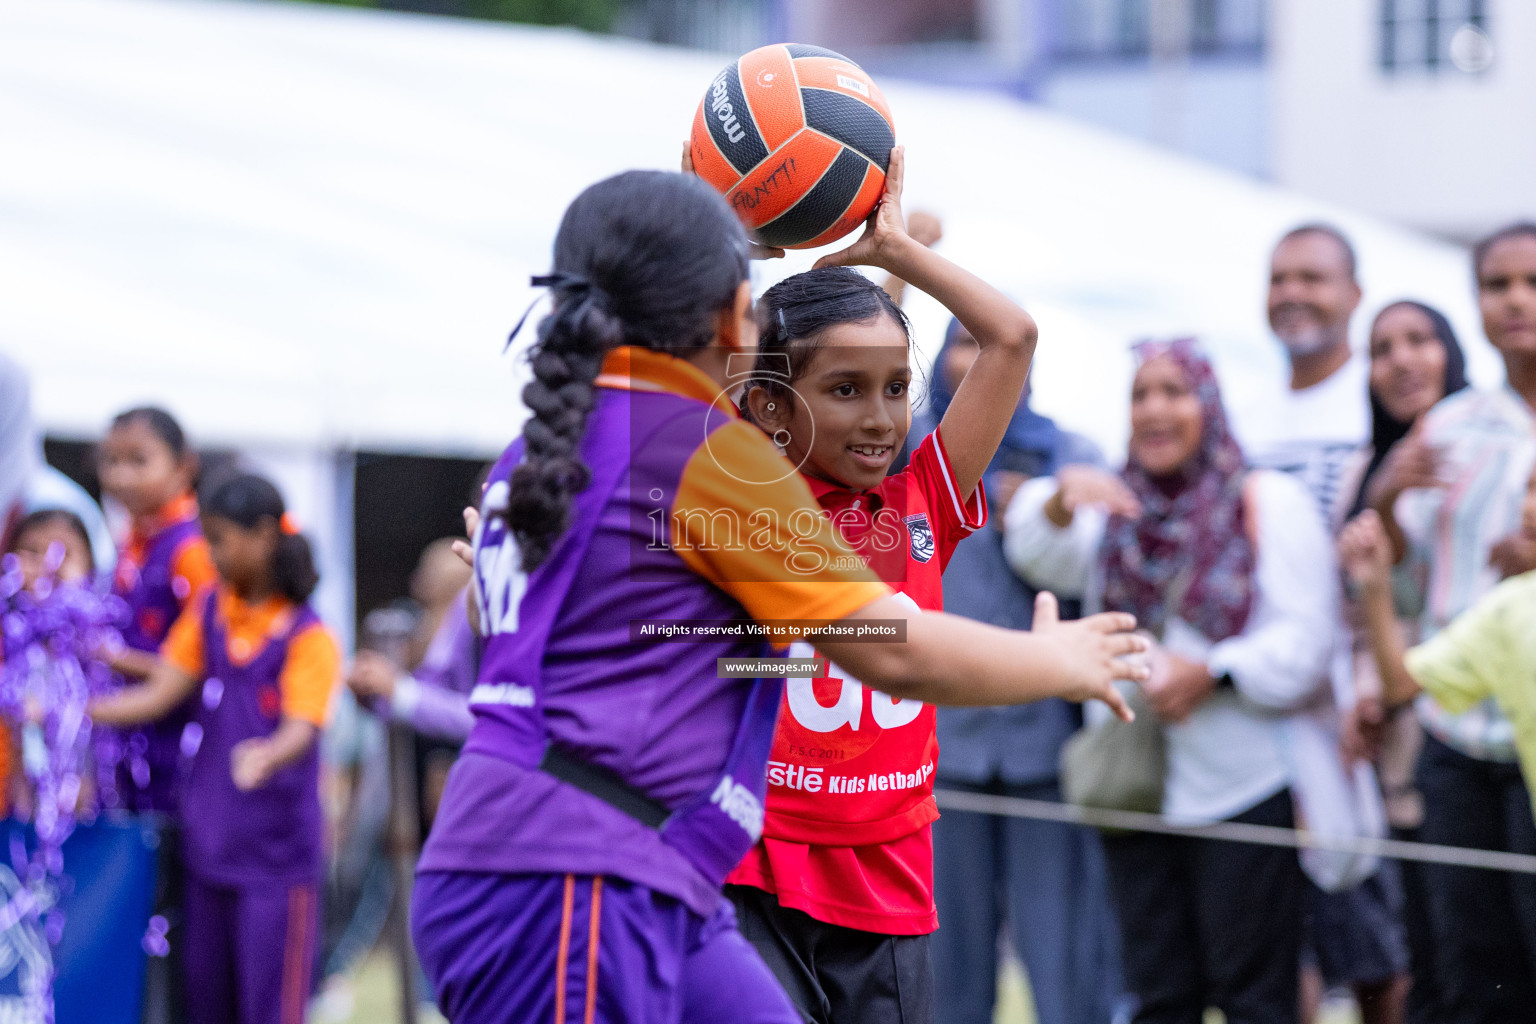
1337, 300, 1467, 1024
1005, 339, 1340, 1024
923, 319, 1125, 1024
1347, 301, 1469, 524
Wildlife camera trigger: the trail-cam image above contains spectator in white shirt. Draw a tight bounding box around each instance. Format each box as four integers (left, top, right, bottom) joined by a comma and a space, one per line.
1238, 224, 1369, 516
1005, 339, 1335, 1024
1239, 226, 1412, 1024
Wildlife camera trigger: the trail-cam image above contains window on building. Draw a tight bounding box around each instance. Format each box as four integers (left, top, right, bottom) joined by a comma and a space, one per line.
1381, 0, 1493, 74
1055, 0, 1264, 60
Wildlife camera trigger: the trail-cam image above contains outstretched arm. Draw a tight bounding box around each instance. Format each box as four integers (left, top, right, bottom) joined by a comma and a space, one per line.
231, 718, 319, 792
89, 659, 200, 727
817, 592, 1143, 721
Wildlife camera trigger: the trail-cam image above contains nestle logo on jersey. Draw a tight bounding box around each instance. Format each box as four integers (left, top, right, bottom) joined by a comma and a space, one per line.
710, 774, 764, 839
469, 682, 536, 708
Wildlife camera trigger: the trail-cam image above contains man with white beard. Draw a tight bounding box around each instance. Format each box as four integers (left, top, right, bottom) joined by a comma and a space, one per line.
1236, 225, 1412, 1024
1241, 225, 1370, 516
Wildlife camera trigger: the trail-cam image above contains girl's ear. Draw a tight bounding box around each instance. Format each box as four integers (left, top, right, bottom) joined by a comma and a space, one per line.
745, 386, 791, 432
178, 451, 201, 490
254, 516, 282, 550
716, 280, 756, 354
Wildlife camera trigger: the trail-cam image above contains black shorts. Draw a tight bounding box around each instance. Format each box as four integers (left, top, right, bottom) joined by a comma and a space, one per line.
1303, 864, 1411, 987
725, 884, 933, 1024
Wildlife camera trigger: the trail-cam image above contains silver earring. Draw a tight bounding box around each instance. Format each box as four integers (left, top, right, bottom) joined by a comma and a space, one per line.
766, 402, 776, 412
773, 429, 791, 448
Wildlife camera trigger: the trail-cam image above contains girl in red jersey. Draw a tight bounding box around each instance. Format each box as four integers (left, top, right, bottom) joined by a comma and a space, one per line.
727, 147, 1045, 1024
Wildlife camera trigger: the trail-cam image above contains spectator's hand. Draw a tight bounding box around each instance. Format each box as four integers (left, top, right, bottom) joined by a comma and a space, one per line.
1338, 511, 1393, 593
680, 142, 784, 260
1342, 696, 1386, 763
988, 471, 1029, 530
1143, 651, 1215, 724
816, 146, 908, 272
1045, 465, 1142, 526
1365, 419, 1444, 510
347, 650, 399, 704
905, 210, 943, 249
1030, 592, 1143, 723
230, 738, 278, 792
1488, 529, 1536, 580
450, 506, 480, 569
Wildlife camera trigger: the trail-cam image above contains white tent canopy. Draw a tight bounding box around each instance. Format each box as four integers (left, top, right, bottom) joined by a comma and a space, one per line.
0, 0, 1498, 464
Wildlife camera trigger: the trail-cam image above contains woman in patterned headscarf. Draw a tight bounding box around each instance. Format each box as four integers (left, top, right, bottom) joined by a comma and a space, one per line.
1004, 339, 1341, 1024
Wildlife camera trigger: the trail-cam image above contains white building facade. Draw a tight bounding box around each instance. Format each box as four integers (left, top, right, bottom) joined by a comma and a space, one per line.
1271, 0, 1536, 241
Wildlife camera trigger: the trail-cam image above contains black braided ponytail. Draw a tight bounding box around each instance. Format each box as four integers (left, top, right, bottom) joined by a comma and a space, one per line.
508, 171, 750, 571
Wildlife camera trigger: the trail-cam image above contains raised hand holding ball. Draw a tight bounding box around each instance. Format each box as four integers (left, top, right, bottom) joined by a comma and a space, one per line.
689, 43, 895, 250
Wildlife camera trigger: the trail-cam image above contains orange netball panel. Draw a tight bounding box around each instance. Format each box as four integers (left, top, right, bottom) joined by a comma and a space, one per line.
724, 130, 843, 230
737, 45, 803, 150
689, 100, 740, 194
795, 159, 886, 250
790, 56, 894, 126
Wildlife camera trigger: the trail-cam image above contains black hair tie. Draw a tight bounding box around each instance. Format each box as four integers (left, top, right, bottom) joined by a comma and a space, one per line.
504, 273, 596, 352
531, 272, 592, 293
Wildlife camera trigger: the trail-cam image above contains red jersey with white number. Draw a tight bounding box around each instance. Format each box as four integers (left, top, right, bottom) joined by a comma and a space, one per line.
727, 428, 986, 934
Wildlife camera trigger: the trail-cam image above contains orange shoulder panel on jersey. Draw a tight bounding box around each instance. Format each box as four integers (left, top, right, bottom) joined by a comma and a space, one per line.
170, 537, 218, 604
671, 418, 889, 630
737, 44, 802, 150
161, 586, 215, 679
278, 622, 341, 728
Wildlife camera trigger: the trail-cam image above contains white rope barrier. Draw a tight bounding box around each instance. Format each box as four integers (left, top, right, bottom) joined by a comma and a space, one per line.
932, 788, 1536, 875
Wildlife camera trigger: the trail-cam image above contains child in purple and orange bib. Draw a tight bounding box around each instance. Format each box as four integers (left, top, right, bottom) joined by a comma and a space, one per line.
98, 407, 216, 814
91, 474, 340, 1024
408, 170, 1145, 1024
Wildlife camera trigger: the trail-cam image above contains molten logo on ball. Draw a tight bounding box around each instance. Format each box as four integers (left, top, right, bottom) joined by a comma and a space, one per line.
689, 43, 895, 250
708, 70, 747, 145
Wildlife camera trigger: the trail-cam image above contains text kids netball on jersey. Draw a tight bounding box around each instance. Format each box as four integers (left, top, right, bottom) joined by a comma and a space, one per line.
727, 145, 1043, 1023
407, 168, 1146, 1024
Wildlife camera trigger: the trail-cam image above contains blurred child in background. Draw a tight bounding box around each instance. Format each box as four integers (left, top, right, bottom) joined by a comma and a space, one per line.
9, 508, 96, 589
1341, 474, 1536, 825
2, 508, 98, 817
347, 538, 477, 746
90, 473, 340, 1024
98, 407, 215, 813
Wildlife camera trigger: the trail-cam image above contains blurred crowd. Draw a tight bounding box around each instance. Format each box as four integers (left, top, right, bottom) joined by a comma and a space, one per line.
2, 216, 1536, 1024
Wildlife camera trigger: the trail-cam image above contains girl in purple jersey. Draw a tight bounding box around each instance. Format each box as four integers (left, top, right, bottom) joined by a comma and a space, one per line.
410, 170, 1147, 1024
